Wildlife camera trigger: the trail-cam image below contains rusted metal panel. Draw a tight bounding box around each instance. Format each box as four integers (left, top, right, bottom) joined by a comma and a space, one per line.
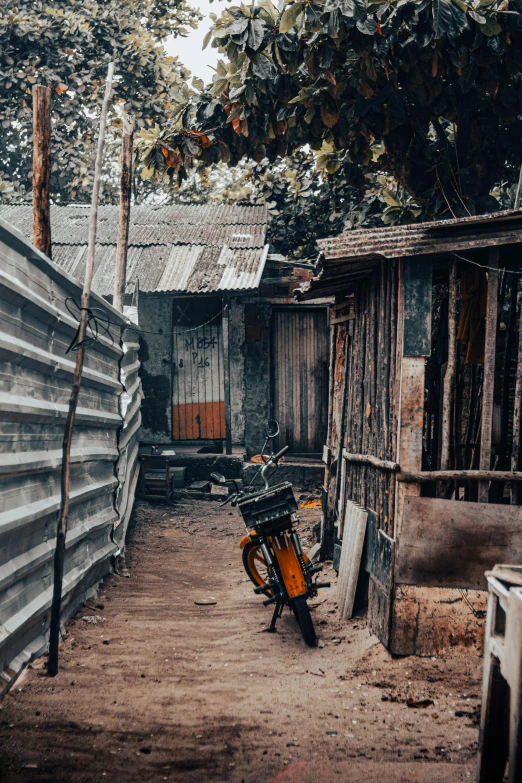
396, 496, 522, 590
271, 308, 329, 454
0, 217, 141, 692
403, 258, 432, 357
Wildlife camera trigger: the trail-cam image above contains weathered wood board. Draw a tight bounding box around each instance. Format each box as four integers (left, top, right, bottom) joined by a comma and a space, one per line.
364, 510, 396, 646
397, 497, 522, 590
337, 499, 367, 620
364, 510, 394, 590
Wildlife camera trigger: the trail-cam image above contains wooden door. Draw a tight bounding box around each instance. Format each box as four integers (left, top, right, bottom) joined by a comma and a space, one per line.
271, 308, 329, 454
172, 298, 225, 440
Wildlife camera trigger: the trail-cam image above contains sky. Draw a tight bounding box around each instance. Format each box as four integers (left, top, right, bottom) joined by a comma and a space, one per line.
164, 0, 220, 83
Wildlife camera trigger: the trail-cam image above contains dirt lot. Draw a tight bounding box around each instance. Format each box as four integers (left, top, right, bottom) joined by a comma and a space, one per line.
0, 496, 482, 783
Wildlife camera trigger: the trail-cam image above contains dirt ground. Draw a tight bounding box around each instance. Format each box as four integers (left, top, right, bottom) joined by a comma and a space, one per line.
0, 495, 483, 783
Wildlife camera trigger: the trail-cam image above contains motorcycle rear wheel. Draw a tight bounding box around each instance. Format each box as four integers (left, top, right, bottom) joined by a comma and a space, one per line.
291, 595, 317, 647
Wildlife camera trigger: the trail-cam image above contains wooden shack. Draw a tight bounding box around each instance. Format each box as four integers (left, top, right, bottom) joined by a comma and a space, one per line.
298, 209, 522, 655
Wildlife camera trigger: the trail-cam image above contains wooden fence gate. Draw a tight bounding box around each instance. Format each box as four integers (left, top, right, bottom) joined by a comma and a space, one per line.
271, 307, 329, 454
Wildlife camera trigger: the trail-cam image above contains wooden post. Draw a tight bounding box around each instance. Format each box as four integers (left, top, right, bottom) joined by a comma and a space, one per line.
479, 248, 499, 503
512, 278, 522, 504
47, 63, 115, 677
395, 258, 432, 521
32, 85, 52, 258
113, 114, 135, 312
222, 295, 232, 455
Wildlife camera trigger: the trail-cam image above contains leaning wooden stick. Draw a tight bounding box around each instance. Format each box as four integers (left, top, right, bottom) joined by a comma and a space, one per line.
48, 63, 115, 677
113, 113, 135, 312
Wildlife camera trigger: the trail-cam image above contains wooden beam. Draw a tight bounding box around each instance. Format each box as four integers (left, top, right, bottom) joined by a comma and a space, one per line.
479, 247, 499, 502
113, 114, 134, 312
32, 85, 52, 258
399, 469, 522, 483
342, 450, 399, 472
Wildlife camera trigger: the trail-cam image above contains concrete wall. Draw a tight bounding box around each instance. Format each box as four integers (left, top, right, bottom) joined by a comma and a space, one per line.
0, 218, 141, 692
243, 301, 271, 457
229, 297, 246, 445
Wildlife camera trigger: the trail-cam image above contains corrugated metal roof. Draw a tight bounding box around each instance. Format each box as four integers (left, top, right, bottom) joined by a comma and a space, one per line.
298, 208, 522, 300
0, 203, 269, 296
317, 208, 522, 262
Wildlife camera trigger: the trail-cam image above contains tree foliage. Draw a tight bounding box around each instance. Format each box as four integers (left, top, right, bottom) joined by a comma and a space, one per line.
175, 151, 383, 258
0, 0, 199, 202
138, 0, 522, 219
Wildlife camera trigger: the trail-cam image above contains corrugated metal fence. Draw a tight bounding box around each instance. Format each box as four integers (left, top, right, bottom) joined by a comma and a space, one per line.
0, 218, 142, 692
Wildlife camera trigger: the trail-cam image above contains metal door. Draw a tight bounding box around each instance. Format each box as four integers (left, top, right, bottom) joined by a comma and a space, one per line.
172, 298, 225, 440
271, 308, 329, 454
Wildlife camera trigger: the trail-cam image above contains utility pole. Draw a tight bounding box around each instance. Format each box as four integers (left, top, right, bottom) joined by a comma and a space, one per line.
48, 63, 115, 677
32, 85, 52, 258
113, 114, 135, 312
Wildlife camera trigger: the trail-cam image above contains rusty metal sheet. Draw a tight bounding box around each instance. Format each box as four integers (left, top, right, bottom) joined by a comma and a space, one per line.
0, 205, 269, 298
403, 258, 432, 357
316, 208, 522, 262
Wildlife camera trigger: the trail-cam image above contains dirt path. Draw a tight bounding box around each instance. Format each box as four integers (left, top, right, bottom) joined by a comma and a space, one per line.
0, 498, 482, 783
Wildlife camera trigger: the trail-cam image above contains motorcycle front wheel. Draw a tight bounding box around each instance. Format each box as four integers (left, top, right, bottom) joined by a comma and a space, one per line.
290, 595, 317, 647
242, 540, 272, 595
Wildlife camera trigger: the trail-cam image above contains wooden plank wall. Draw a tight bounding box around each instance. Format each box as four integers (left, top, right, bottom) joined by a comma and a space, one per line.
342, 261, 399, 536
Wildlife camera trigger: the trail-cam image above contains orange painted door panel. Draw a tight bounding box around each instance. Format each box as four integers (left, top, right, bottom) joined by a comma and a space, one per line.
172, 321, 225, 440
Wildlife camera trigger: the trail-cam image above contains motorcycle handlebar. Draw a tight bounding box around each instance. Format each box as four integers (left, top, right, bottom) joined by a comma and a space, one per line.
272, 445, 289, 462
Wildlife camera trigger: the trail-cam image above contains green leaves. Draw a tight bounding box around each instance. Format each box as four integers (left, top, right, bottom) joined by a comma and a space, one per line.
432, 0, 469, 39
279, 2, 304, 34
0, 0, 201, 202
248, 19, 265, 50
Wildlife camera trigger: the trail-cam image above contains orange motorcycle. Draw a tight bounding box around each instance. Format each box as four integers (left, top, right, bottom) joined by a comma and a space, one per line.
212, 421, 329, 646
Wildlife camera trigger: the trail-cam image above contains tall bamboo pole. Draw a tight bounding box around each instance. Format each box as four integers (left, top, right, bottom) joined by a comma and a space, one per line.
32, 85, 52, 258
113, 114, 135, 312
48, 63, 115, 677
478, 248, 499, 503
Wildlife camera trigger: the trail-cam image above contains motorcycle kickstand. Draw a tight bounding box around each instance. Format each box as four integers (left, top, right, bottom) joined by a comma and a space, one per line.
265, 598, 284, 633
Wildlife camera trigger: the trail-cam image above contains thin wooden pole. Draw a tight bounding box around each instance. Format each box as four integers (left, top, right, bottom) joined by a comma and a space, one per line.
113, 114, 135, 312
512, 277, 522, 504
32, 85, 52, 258
222, 295, 232, 456
478, 248, 499, 503
48, 63, 115, 677
441, 260, 457, 471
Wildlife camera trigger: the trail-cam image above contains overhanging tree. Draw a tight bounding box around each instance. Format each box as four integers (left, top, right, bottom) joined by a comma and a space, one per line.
138, 0, 522, 219
0, 0, 199, 202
